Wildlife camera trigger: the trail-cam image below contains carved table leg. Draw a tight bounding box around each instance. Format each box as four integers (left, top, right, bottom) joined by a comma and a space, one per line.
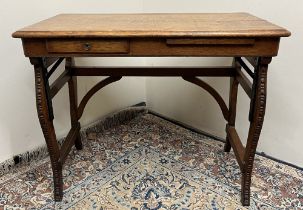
66, 58, 83, 150
224, 58, 240, 152
30, 58, 63, 201
241, 57, 272, 206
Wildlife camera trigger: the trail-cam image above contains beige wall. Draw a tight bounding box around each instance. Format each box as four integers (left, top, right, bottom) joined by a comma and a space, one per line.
0, 0, 147, 162
145, 1, 303, 167
0, 0, 302, 167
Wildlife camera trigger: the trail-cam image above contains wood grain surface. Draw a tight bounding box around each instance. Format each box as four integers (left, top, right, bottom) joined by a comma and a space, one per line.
12, 13, 290, 38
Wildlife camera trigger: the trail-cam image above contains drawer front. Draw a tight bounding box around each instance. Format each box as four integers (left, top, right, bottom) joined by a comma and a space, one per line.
130, 38, 279, 56
46, 39, 129, 54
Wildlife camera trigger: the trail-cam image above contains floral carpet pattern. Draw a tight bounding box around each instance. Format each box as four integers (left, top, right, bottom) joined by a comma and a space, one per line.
0, 112, 302, 209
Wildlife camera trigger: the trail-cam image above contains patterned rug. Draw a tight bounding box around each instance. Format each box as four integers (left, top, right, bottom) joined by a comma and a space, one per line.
0, 112, 302, 209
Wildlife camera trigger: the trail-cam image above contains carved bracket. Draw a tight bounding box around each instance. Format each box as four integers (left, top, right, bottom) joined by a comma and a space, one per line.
77, 76, 122, 120
182, 76, 229, 121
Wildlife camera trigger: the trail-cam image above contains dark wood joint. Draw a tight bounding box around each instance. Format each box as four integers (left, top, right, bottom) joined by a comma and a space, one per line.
249, 57, 272, 121
30, 57, 54, 120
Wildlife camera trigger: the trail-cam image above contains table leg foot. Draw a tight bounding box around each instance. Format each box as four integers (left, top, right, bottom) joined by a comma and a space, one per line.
241, 172, 251, 206
74, 133, 83, 150
53, 164, 63, 202
224, 136, 232, 152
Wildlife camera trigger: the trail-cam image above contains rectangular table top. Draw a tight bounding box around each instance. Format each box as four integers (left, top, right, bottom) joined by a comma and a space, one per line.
12, 13, 290, 39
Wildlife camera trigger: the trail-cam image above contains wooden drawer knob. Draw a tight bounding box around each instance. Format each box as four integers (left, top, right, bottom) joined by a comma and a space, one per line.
83, 43, 91, 51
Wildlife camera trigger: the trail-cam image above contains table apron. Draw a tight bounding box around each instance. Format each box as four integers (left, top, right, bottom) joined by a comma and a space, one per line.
21, 37, 280, 57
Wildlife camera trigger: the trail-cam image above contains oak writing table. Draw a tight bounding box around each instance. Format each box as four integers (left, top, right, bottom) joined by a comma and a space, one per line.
12, 13, 290, 206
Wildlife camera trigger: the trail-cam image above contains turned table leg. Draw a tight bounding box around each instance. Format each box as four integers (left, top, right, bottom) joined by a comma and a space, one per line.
66, 58, 83, 150
241, 57, 272, 206
30, 58, 63, 201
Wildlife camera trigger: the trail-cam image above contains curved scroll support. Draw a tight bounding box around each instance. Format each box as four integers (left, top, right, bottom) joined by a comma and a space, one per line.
77, 76, 122, 120
182, 76, 229, 121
